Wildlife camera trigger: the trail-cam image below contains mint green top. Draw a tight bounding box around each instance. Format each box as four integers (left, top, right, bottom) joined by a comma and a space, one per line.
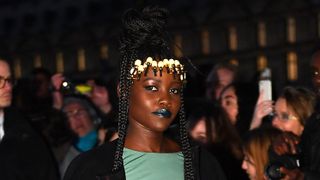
123, 148, 184, 180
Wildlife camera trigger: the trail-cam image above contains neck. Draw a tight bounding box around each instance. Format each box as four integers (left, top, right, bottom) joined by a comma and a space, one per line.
0, 109, 4, 117
124, 124, 168, 153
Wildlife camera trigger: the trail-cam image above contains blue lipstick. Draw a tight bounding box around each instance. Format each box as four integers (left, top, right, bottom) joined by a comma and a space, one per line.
152, 108, 172, 118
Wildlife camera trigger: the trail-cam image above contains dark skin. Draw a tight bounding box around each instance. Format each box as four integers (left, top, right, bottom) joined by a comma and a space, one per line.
270, 52, 320, 179
124, 68, 182, 153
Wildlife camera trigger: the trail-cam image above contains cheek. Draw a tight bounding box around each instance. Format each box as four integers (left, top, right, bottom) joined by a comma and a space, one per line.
283, 121, 303, 134
84, 117, 93, 127
247, 165, 257, 178
173, 98, 181, 112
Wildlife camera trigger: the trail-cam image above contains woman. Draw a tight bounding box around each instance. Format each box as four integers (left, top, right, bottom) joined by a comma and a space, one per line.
186, 98, 248, 180
63, 7, 225, 180
205, 63, 238, 101
59, 95, 102, 178
242, 127, 282, 180
251, 86, 316, 136
219, 83, 258, 136
272, 87, 315, 136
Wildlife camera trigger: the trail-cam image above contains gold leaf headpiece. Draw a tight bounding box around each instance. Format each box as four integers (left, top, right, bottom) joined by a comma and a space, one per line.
129, 57, 186, 83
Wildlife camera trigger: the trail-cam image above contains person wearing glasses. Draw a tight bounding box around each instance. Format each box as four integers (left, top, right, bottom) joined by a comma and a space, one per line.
270, 49, 320, 180
272, 87, 316, 136
59, 95, 103, 178
250, 86, 316, 179
250, 86, 315, 137
0, 60, 60, 180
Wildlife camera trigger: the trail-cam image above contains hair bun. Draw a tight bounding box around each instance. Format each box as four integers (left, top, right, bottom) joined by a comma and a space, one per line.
120, 6, 170, 56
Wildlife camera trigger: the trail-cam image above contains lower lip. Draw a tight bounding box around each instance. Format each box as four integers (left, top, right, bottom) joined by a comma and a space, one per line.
152, 112, 171, 118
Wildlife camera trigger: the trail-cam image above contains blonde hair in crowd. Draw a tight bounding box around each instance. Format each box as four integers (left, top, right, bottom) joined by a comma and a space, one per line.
243, 128, 282, 180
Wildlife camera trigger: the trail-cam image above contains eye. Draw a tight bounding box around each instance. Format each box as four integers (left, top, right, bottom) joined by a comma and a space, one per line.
145, 86, 158, 91
169, 88, 181, 95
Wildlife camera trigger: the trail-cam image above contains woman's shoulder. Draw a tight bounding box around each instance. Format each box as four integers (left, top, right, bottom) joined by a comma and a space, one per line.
63, 140, 118, 180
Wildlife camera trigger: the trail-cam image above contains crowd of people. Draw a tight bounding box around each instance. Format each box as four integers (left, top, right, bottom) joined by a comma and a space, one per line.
0, 6, 320, 180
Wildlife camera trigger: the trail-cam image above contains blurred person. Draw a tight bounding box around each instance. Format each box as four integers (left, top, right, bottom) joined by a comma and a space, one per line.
186, 98, 248, 180
219, 83, 258, 136
250, 86, 316, 137
206, 62, 238, 101
272, 87, 315, 136
219, 84, 238, 125
14, 67, 58, 133
64, 7, 226, 180
270, 49, 320, 180
51, 74, 118, 129
242, 127, 282, 180
59, 95, 103, 178
267, 48, 320, 180
0, 60, 59, 180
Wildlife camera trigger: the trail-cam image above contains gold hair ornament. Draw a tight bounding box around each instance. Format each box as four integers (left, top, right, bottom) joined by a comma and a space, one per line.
129, 57, 187, 83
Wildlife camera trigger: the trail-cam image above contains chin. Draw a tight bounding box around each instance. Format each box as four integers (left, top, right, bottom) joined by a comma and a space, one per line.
0, 102, 11, 109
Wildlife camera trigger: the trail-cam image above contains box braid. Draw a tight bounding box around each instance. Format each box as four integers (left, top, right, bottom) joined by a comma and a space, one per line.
179, 91, 195, 180
112, 6, 195, 180
112, 51, 134, 172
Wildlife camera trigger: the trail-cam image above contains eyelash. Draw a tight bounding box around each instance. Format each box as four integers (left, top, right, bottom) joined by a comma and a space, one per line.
145, 86, 158, 91
144, 86, 181, 94
169, 88, 181, 95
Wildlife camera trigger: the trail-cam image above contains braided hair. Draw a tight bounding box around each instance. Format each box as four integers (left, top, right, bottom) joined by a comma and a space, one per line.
112, 6, 195, 180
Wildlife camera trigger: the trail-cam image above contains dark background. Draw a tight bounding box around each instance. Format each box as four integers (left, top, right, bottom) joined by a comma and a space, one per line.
0, 0, 319, 97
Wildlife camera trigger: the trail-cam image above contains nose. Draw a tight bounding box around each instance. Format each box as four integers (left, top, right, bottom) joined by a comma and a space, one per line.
272, 116, 282, 129
158, 92, 172, 108
241, 160, 247, 170
3, 80, 13, 90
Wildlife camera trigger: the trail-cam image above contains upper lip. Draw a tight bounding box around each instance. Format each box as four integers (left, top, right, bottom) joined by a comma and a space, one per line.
152, 108, 172, 118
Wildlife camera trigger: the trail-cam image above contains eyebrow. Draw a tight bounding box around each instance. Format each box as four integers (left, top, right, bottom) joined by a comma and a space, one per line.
0, 75, 11, 79
224, 95, 236, 99
143, 77, 181, 84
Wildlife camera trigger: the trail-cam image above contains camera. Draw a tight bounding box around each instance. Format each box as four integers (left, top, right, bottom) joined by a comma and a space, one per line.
265, 147, 301, 180
60, 78, 92, 95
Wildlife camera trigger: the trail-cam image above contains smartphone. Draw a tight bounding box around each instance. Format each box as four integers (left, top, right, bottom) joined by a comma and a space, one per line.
259, 79, 272, 101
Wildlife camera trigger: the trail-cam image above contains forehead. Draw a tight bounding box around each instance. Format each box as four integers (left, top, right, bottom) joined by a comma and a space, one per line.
217, 68, 234, 75
0, 60, 10, 76
133, 68, 182, 85
275, 98, 288, 110
64, 102, 85, 110
221, 86, 236, 97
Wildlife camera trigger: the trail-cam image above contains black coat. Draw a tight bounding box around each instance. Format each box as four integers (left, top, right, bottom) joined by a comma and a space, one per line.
64, 140, 226, 180
0, 107, 59, 180
300, 102, 320, 180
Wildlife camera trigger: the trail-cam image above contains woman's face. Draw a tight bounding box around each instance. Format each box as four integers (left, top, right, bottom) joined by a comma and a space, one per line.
64, 102, 94, 137
242, 154, 257, 180
217, 68, 234, 86
190, 118, 207, 144
272, 98, 304, 136
128, 69, 182, 133
220, 86, 238, 125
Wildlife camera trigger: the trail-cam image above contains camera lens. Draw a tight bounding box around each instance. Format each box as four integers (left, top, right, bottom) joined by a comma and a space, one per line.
265, 162, 284, 180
